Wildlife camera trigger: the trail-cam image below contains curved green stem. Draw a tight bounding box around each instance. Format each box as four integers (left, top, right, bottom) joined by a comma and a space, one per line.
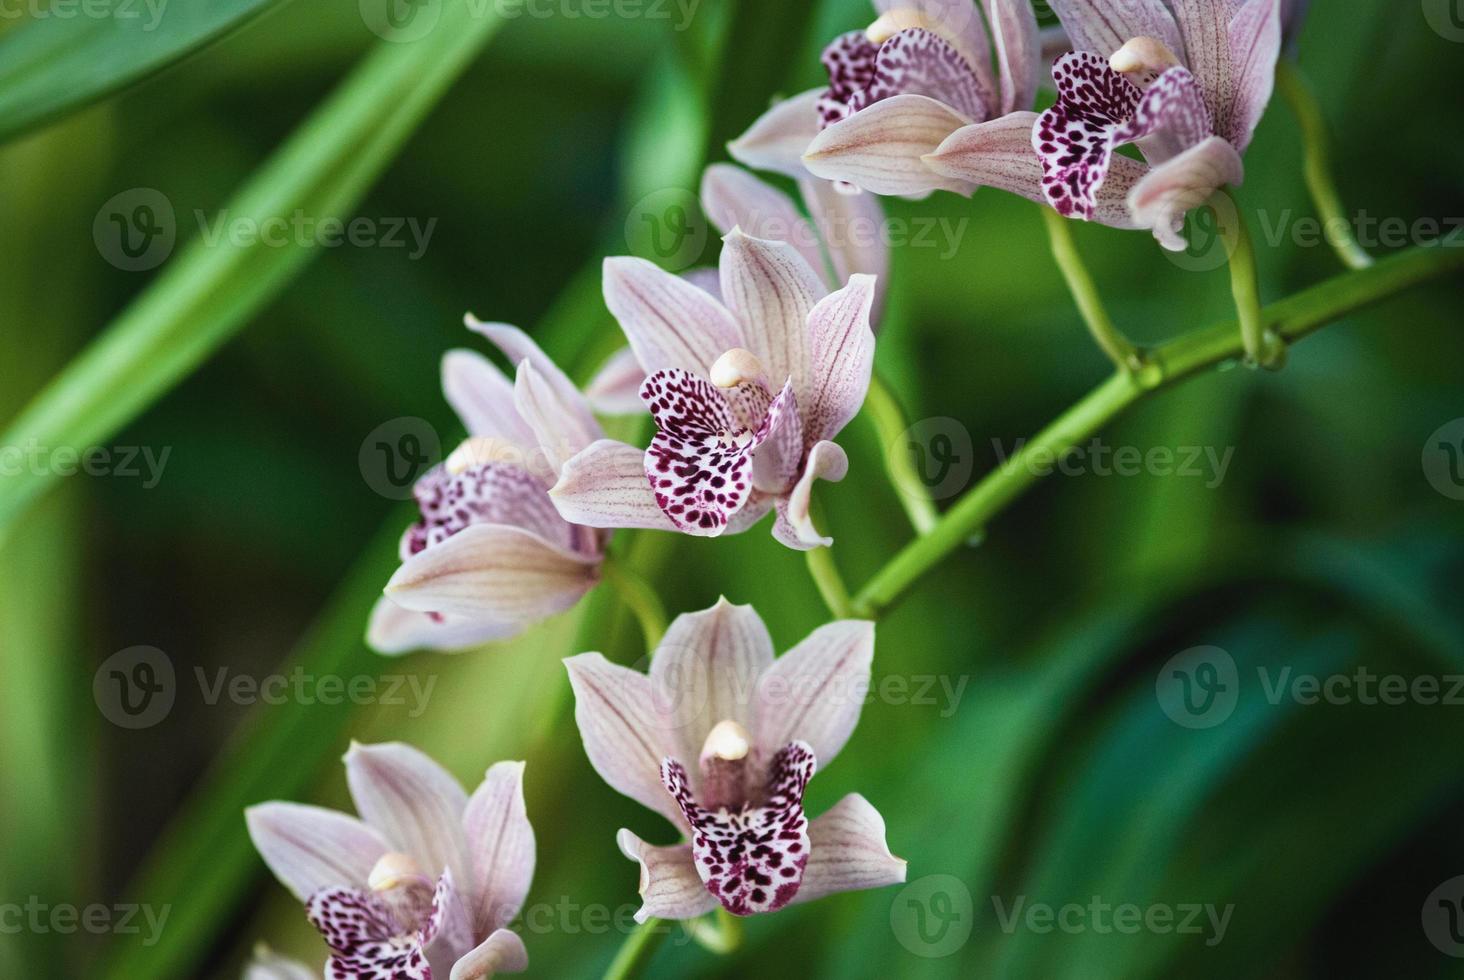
686, 908, 744, 954
863, 372, 940, 535
1276, 59, 1374, 271
1219, 192, 1285, 369
1041, 206, 1143, 373
601, 551, 669, 652
602, 918, 671, 980
850, 244, 1464, 619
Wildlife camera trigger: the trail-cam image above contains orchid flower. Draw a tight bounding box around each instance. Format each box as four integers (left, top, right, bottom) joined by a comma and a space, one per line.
764, 0, 1043, 199
368, 321, 607, 654
1026, 0, 1285, 250
548, 231, 877, 550
246, 742, 534, 980
243, 945, 317, 980
565, 599, 905, 919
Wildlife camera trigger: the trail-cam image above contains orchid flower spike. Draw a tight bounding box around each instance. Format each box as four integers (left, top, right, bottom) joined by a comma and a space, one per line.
565, 599, 905, 919
728, 0, 1042, 198
368, 321, 609, 654
1028, 0, 1288, 250
549, 231, 877, 551
246, 743, 535, 980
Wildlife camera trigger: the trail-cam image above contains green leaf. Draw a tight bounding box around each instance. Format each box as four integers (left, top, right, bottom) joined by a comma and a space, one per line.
0, 0, 505, 543
0, 0, 287, 144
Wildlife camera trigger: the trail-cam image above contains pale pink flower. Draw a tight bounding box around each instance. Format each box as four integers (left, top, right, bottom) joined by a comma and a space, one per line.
548, 231, 876, 550
565, 599, 905, 919
246, 743, 534, 980
368, 321, 608, 654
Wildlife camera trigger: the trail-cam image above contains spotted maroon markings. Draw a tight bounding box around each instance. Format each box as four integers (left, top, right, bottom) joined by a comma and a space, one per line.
325, 943, 432, 980
403, 462, 568, 559
307, 887, 434, 979
639, 370, 767, 535
661, 741, 816, 916
817, 30, 880, 128
1111, 66, 1212, 155
1033, 52, 1143, 220
854, 28, 990, 123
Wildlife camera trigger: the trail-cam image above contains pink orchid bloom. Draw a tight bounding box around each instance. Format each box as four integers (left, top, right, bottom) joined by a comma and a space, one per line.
565, 599, 905, 919
548, 231, 877, 550
246, 743, 534, 980
779, 0, 1043, 198
368, 321, 608, 654
1027, 0, 1286, 250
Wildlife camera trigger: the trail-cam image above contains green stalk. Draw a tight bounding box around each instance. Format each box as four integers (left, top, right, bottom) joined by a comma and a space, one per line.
863, 372, 940, 535
601, 551, 670, 651
850, 244, 1464, 618
1276, 60, 1374, 271
1040, 207, 1142, 373
602, 918, 673, 980
0, 0, 504, 542
1221, 192, 1285, 369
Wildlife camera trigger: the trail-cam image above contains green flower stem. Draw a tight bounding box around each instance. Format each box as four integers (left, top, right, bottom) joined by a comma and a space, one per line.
685, 907, 743, 954
602, 918, 673, 980
601, 551, 669, 652
1221, 192, 1285, 369
804, 495, 857, 619
851, 244, 1464, 619
863, 372, 940, 535
1040, 206, 1143, 373
1276, 60, 1374, 271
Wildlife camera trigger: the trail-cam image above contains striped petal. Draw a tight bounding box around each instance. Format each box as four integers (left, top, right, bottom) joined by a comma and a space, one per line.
1169, 0, 1237, 130
245, 803, 387, 901
718, 230, 822, 400
462, 762, 536, 935
803, 274, 877, 445
344, 742, 470, 890
616, 829, 719, 923
804, 94, 976, 197
440, 349, 537, 450
366, 597, 520, 656
700, 165, 826, 282
583, 346, 647, 416
550, 439, 678, 531
800, 177, 889, 324
1226, 0, 1283, 152
1047, 0, 1183, 60
1127, 135, 1244, 251
728, 88, 824, 181
752, 620, 874, 770
771, 441, 850, 551
513, 358, 599, 476
449, 930, 528, 980
464, 319, 599, 448
986, 0, 1040, 114
794, 794, 907, 904
602, 257, 744, 375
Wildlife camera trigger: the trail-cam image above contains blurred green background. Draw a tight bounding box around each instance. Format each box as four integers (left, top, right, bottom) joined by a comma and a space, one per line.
1, 0, 1462, 976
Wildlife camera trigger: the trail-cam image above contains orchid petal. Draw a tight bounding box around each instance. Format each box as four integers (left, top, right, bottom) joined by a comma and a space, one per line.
1169, 0, 1238, 132
564, 652, 686, 831
1127, 135, 1244, 251
422, 868, 473, 952
1114, 66, 1213, 165
463, 761, 536, 935
800, 177, 889, 323
244, 946, 317, 980
649, 598, 774, 766
794, 794, 907, 904
771, 441, 850, 551
616, 829, 719, 923
662, 742, 815, 916
464, 319, 599, 444
753, 620, 874, 769
718, 230, 821, 400
344, 742, 470, 890
817, 31, 881, 130
305, 886, 397, 953
700, 165, 826, 281
584, 346, 648, 416
728, 88, 824, 181
245, 803, 387, 902
725, 491, 775, 534
1226, 0, 1282, 152
386, 523, 598, 624
403, 463, 575, 559
1033, 53, 1143, 220
855, 29, 994, 126
513, 359, 599, 475
1040, 23, 1073, 66
449, 929, 529, 980
681, 266, 724, 304
986, 0, 1040, 114
441, 349, 537, 449
366, 596, 520, 656
804, 94, 975, 198
874, 0, 997, 98
804, 274, 876, 445
1046, 0, 1183, 60
602, 257, 744, 375
550, 439, 678, 531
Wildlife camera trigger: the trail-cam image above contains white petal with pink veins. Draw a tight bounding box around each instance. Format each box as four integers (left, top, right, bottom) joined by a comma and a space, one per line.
513, 359, 600, 475
616, 828, 719, 923
800, 177, 889, 322
1127, 135, 1244, 251
700, 165, 826, 282
772, 440, 849, 551
583, 347, 647, 416
986, 0, 1041, 115
366, 595, 521, 656
550, 439, 678, 531
1169, 0, 1238, 133
449, 929, 529, 980
441, 349, 537, 450
602, 257, 744, 376
728, 87, 824, 181
753, 619, 874, 769
804, 94, 976, 198
564, 653, 687, 832
794, 793, 907, 904
718, 231, 822, 401
803, 274, 876, 445
462, 761, 536, 936
464, 319, 600, 445
344, 742, 471, 892
1047, 0, 1184, 62
1226, 0, 1282, 152
245, 803, 387, 902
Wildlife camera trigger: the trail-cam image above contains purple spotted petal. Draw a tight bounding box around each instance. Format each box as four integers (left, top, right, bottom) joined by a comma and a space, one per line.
403, 463, 574, 560
661, 742, 815, 916
325, 943, 431, 980
640, 372, 789, 535
853, 28, 992, 124
306, 887, 397, 954
1033, 52, 1142, 219
1113, 66, 1213, 164
817, 31, 880, 128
